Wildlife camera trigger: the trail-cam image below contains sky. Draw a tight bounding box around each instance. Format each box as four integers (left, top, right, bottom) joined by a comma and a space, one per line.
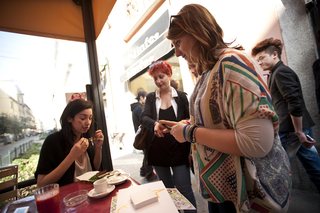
0, 31, 58, 130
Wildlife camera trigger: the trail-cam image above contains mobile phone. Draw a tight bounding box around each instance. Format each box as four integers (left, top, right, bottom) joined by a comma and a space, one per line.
306, 135, 314, 141
162, 124, 172, 130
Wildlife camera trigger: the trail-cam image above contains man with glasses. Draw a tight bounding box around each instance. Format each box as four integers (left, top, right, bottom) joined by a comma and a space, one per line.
252, 37, 320, 194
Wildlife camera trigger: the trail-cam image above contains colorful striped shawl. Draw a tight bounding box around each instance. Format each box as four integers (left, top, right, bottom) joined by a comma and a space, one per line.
190, 49, 290, 213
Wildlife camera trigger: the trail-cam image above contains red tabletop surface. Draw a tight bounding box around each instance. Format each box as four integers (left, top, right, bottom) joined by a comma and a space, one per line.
1, 177, 140, 213
59, 177, 139, 213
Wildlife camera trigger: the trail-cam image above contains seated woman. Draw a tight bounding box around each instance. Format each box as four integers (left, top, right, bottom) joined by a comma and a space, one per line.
35, 99, 104, 188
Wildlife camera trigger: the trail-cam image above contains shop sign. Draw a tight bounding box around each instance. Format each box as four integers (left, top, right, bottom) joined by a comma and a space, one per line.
121, 10, 172, 83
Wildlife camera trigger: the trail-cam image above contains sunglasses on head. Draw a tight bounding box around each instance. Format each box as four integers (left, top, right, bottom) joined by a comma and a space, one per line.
149, 61, 163, 69
148, 61, 172, 76
169, 15, 181, 29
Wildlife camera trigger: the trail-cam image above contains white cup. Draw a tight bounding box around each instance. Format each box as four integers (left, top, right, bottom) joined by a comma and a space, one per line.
93, 178, 108, 194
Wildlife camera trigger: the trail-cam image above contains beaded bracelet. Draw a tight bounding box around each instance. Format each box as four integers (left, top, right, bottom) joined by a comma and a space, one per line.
183, 124, 198, 143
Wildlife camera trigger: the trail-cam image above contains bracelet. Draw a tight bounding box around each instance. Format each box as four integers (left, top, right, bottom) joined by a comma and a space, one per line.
183, 124, 198, 143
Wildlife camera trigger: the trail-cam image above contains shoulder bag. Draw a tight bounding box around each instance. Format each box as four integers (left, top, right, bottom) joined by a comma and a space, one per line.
133, 125, 149, 150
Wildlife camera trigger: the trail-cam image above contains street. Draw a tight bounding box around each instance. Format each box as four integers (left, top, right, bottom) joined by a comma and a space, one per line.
0, 135, 40, 158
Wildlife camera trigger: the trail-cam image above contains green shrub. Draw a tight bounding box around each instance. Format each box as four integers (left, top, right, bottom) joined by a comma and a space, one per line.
0, 143, 42, 210
39, 134, 48, 140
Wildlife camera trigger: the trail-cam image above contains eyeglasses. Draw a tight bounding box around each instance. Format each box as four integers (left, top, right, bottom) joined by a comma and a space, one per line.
149, 61, 163, 69
169, 15, 181, 29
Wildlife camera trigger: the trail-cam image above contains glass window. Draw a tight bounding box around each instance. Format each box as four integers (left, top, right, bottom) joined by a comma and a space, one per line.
0, 31, 91, 164
128, 55, 183, 96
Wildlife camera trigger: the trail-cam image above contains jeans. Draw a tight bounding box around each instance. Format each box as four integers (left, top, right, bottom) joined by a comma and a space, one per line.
279, 128, 320, 194
153, 165, 196, 213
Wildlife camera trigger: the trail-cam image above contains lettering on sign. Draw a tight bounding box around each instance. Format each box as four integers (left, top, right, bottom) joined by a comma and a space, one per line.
128, 32, 160, 60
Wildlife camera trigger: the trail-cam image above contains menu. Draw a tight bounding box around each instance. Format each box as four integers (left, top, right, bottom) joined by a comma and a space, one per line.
115, 181, 177, 213
111, 181, 195, 213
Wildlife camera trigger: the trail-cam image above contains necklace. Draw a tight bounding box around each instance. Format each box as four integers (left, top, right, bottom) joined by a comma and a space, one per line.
203, 146, 215, 161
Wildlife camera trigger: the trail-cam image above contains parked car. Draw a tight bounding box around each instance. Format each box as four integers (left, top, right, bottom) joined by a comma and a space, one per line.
0, 134, 14, 145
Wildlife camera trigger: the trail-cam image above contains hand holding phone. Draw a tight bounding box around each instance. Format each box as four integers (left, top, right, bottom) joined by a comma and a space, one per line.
162, 124, 172, 130
306, 135, 314, 141
302, 134, 316, 148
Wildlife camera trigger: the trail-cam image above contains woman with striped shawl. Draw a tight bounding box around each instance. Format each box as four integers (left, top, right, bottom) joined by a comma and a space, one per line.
160, 4, 291, 213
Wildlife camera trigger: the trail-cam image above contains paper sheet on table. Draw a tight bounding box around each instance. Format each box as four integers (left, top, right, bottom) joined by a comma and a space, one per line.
76, 171, 99, 181
115, 181, 178, 213
110, 188, 196, 213
76, 169, 127, 182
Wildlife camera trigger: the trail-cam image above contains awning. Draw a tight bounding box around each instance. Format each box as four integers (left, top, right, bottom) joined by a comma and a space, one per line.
0, 0, 117, 171
0, 0, 115, 42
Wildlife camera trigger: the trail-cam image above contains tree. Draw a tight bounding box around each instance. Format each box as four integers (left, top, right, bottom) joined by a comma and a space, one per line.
0, 113, 25, 135
0, 113, 10, 135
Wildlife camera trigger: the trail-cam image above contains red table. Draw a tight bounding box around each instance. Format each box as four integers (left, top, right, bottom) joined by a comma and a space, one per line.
1, 177, 139, 213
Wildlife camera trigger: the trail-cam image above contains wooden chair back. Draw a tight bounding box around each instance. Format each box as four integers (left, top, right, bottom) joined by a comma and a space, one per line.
0, 164, 19, 202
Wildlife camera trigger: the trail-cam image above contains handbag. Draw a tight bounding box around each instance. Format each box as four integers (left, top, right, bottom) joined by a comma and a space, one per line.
133, 125, 149, 150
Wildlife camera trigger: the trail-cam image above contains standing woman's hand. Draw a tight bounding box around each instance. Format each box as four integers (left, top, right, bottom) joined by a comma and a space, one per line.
94, 130, 104, 148
69, 138, 89, 160
159, 120, 187, 143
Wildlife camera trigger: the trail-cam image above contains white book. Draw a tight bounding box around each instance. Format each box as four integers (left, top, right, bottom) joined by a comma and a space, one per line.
130, 188, 158, 209
116, 181, 178, 213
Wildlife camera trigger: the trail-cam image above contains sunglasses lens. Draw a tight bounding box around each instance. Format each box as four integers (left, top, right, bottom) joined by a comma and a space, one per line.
169, 15, 180, 29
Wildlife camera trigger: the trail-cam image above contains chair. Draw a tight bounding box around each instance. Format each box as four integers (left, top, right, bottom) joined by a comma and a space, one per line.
0, 164, 19, 202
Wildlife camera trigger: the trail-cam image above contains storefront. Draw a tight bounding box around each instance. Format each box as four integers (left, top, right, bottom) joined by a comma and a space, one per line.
120, 9, 188, 96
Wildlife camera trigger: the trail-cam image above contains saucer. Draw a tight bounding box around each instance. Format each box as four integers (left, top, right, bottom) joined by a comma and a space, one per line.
88, 185, 115, 199
107, 173, 130, 185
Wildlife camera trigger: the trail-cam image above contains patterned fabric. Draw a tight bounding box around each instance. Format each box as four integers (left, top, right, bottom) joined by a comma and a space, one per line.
190, 49, 291, 213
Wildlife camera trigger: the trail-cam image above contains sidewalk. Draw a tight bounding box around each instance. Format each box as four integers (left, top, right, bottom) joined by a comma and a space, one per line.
110, 141, 320, 213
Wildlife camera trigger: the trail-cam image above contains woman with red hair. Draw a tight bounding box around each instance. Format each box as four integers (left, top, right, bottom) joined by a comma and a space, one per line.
141, 60, 196, 211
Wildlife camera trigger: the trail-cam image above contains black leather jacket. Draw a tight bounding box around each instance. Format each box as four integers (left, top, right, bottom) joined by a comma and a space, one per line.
268, 61, 315, 133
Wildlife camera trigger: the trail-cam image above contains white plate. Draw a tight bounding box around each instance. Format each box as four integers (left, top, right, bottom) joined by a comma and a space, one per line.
107, 173, 130, 185
76, 171, 99, 182
88, 185, 115, 199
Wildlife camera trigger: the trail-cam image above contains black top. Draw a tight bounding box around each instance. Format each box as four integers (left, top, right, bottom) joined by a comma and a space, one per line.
34, 131, 96, 187
141, 89, 190, 167
268, 61, 315, 132
148, 106, 186, 166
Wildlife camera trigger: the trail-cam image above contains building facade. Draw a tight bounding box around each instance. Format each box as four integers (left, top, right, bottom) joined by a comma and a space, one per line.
97, 0, 320, 192
0, 81, 37, 137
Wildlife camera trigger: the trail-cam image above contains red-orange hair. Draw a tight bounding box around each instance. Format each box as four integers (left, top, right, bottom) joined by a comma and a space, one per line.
147, 60, 172, 77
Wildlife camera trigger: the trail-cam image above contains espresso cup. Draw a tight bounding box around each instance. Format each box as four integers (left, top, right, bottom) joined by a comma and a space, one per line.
93, 178, 108, 194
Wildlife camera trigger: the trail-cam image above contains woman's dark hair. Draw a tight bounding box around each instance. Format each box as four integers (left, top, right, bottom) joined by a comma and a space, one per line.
60, 99, 94, 153
135, 90, 147, 101
167, 4, 244, 75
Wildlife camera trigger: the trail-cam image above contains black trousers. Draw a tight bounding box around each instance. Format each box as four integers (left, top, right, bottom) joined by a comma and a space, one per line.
140, 149, 154, 178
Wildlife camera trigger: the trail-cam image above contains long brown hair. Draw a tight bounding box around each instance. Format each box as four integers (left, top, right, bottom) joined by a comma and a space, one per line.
60, 99, 94, 153
167, 4, 243, 75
